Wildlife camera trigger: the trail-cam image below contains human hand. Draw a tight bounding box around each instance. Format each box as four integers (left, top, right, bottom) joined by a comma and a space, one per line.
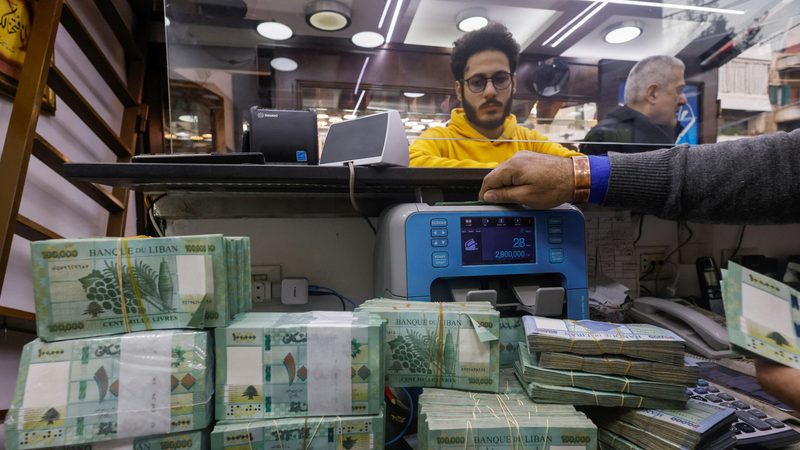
755, 357, 800, 411
479, 151, 575, 209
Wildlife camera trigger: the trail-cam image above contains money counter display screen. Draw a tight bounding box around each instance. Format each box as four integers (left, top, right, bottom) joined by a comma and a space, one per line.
460, 216, 535, 265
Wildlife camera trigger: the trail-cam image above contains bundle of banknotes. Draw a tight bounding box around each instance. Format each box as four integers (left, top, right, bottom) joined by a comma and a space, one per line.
515, 347, 688, 402
356, 299, 500, 392
587, 399, 738, 450
210, 412, 384, 450
499, 317, 525, 367
524, 316, 686, 365
536, 351, 699, 385
5, 330, 213, 450
12, 430, 210, 450
215, 311, 385, 420
417, 388, 597, 450
31, 234, 251, 341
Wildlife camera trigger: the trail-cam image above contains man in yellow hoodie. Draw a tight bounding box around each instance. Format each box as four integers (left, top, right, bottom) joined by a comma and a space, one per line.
409, 22, 580, 168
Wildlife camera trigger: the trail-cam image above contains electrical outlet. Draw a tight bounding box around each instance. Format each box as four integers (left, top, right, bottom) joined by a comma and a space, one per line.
637, 246, 670, 279
251, 265, 281, 303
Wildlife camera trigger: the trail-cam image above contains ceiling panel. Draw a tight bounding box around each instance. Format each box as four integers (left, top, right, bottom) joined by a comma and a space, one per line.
403, 0, 561, 49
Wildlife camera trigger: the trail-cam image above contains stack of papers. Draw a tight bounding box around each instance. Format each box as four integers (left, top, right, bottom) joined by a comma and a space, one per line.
5, 331, 213, 449
587, 399, 737, 450
215, 311, 385, 420
357, 299, 500, 392
31, 235, 251, 340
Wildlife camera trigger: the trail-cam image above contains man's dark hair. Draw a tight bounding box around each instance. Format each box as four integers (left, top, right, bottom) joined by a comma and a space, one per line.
450, 22, 520, 80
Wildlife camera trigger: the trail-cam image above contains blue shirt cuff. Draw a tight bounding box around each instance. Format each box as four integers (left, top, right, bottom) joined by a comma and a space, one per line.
588, 155, 609, 204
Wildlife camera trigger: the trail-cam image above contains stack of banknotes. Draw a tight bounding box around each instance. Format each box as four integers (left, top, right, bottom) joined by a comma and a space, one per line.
210, 412, 384, 450
519, 316, 694, 408
5, 330, 213, 450
536, 351, 699, 385
31, 234, 251, 341
516, 347, 688, 404
524, 316, 686, 365
215, 311, 385, 420
498, 316, 526, 367
357, 298, 500, 392
587, 399, 738, 450
417, 388, 597, 450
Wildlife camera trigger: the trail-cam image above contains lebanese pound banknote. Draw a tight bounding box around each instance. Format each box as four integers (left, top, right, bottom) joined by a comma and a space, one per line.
31, 235, 251, 341
5, 331, 213, 450
498, 317, 525, 368
357, 299, 500, 392
216, 312, 385, 420
210, 412, 384, 450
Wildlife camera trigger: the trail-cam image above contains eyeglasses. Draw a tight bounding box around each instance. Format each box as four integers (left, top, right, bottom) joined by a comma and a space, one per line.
463, 71, 512, 93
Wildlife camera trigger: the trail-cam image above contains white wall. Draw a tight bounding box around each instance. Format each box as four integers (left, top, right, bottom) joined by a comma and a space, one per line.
0, 2, 137, 413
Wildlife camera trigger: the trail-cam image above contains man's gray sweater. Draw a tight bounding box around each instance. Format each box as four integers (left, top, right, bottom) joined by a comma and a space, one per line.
604, 129, 800, 224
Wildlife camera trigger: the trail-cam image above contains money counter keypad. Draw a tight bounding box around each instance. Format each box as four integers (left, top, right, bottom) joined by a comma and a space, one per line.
688, 379, 800, 448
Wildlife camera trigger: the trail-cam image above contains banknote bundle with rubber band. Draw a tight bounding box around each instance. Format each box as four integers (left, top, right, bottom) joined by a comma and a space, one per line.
5, 330, 213, 450
31, 234, 251, 341
417, 387, 597, 450
210, 411, 384, 450
586, 399, 738, 450
356, 299, 500, 392
215, 311, 385, 420
518, 316, 692, 408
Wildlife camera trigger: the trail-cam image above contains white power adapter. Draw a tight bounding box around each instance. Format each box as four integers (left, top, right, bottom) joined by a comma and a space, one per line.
281, 278, 309, 305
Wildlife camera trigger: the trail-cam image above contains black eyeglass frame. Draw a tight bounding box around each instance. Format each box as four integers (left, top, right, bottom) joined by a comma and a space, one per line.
461, 71, 513, 93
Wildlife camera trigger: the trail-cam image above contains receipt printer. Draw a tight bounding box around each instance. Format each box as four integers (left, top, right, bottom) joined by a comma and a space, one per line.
374, 203, 588, 319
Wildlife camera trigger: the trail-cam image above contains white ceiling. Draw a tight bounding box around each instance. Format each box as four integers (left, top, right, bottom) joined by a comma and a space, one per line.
404, 0, 561, 49
561, 15, 710, 61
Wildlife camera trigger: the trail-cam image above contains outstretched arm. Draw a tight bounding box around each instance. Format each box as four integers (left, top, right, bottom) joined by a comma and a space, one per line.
755, 358, 800, 412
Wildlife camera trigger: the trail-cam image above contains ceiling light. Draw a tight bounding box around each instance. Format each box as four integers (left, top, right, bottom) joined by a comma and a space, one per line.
306, 0, 351, 32
404, 92, 425, 98
178, 115, 198, 123
412, 124, 426, 131
603, 22, 642, 44
456, 8, 489, 32
343, 114, 357, 120
352, 31, 385, 48
257, 21, 293, 40
270, 57, 298, 72
317, 113, 329, 119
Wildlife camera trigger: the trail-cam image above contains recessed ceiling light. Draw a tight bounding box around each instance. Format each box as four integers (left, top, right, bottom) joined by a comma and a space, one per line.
270, 57, 298, 72
604, 22, 642, 44
404, 92, 425, 98
178, 115, 198, 123
306, 0, 351, 31
257, 21, 293, 40
351, 31, 385, 48
456, 8, 488, 32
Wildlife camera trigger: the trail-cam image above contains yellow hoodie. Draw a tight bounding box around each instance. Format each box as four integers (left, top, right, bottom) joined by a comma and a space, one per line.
409, 108, 580, 168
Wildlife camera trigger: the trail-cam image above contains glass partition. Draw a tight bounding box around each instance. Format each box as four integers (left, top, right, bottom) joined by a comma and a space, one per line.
163, 0, 800, 160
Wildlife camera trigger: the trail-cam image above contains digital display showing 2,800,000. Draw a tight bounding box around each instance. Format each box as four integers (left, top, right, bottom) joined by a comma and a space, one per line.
460, 216, 535, 265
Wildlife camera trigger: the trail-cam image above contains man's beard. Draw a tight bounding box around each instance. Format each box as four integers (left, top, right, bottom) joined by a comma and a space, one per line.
461, 87, 512, 131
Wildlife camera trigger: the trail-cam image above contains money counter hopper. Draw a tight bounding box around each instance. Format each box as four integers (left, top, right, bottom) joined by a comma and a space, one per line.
374, 203, 589, 319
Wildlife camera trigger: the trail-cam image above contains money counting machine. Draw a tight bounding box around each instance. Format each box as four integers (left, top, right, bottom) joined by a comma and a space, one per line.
375, 203, 588, 319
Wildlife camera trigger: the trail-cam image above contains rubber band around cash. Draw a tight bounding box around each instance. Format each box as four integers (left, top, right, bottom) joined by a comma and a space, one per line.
624, 360, 633, 376
574, 321, 606, 354
462, 420, 473, 450
436, 302, 445, 387
621, 377, 630, 393
115, 236, 152, 332
272, 420, 285, 450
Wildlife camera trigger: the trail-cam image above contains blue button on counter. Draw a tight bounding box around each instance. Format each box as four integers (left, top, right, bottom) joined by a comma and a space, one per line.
430, 218, 448, 227
431, 228, 448, 237
431, 238, 448, 247
432, 252, 449, 267
549, 248, 564, 263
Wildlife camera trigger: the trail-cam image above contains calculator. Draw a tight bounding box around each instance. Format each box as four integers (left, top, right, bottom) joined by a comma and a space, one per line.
688, 379, 800, 448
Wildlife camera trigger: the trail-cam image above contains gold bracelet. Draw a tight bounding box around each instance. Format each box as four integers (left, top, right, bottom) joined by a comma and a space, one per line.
571, 155, 591, 203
